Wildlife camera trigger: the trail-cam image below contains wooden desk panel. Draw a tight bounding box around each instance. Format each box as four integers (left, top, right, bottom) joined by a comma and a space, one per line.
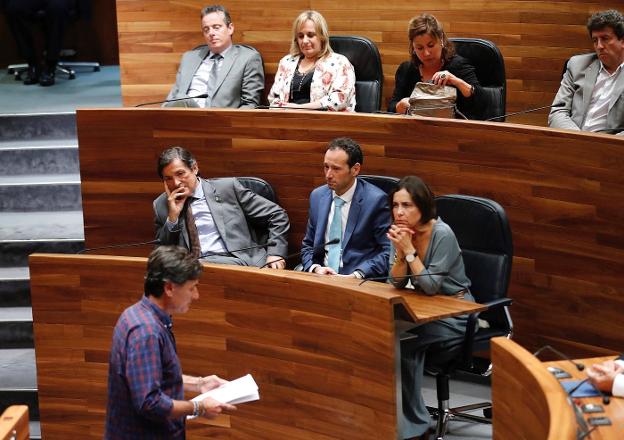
29, 254, 483, 439
493, 338, 623, 440
76, 108, 624, 357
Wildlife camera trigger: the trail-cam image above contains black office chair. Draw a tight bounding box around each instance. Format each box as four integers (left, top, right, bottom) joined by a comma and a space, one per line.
358, 175, 399, 195
235, 176, 278, 204
427, 194, 513, 439
450, 38, 506, 121
329, 36, 383, 113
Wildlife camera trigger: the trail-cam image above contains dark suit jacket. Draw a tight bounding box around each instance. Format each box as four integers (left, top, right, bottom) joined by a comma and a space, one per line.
301, 178, 391, 277
388, 55, 482, 119
153, 178, 289, 266
549, 53, 624, 135
165, 44, 264, 108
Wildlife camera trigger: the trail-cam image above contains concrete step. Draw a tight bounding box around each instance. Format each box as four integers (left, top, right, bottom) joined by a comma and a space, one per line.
0, 143, 79, 176
0, 177, 81, 212
0, 308, 33, 349
0, 240, 84, 267
0, 211, 84, 241
0, 112, 75, 143
0, 268, 30, 307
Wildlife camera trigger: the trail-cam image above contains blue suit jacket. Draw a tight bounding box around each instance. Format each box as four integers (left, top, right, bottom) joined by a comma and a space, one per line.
301, 179, 391, 277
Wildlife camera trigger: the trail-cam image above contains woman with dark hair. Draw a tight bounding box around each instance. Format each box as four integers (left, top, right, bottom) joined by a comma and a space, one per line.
387, 176, 473, 440
388, 14, 482, 119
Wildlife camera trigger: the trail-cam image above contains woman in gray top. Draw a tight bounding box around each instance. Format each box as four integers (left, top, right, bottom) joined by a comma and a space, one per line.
387, 176, 472, 440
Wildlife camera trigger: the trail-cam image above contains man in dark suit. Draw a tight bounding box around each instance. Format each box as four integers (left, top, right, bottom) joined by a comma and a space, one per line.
301, 137, 391, 278
164, 5, 264, 108
153, 147, 289, 268
549, 9, 624, 135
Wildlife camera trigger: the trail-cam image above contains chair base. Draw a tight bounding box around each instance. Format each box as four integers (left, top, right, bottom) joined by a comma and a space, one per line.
427, 401, 492, 439
8, 61, 100, 81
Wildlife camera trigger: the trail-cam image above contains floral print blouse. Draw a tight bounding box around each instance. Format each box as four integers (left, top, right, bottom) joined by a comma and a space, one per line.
268, 52, 356, 111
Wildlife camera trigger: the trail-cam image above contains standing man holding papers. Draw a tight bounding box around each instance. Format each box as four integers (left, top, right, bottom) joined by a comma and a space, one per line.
164, 5, 264, 108
105, 246, 236, 439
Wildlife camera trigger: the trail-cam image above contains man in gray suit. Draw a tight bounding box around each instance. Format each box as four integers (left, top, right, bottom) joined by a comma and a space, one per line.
164, 5, 264, 108
549, 10, 624, 135
153, 147, 289, 268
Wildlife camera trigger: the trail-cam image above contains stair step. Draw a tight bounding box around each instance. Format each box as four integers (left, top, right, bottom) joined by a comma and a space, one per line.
0, 211, 84, 241
0, 308, 33, 349
0, 112, 76, 143
0, 180, 82, 212
0, 240, 84, 267
0, 146, 79, 175
0, 277, 30, 308
0, 349, 37, 389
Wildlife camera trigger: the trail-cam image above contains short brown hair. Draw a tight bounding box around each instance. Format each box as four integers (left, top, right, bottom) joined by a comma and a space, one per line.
408, 14, 455, 66
587, 10, 624, 39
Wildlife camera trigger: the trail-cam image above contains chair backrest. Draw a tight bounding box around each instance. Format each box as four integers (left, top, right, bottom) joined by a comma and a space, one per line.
435, 195, 513, 327
329, 36, 383, 113
235, 176, 277, 203
358, 175, 399, 195
450, 38, 507, 121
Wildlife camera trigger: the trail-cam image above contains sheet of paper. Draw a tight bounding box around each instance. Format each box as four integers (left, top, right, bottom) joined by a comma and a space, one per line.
187, 374, 259, 420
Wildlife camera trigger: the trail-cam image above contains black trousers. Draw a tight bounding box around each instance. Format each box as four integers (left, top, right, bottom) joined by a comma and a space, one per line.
4, 0, 76, 65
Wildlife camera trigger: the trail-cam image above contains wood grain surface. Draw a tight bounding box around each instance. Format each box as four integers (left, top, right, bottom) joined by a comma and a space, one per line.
76, 107, 624, 358
0, 406, 29, 440
491, 337, 577, 440
493, 338, 623, 440
115, 0, 619, 126
29, 253, 483, 439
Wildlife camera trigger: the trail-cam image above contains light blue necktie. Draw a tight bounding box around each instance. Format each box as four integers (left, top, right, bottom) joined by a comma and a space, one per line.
327, 197, 345, 272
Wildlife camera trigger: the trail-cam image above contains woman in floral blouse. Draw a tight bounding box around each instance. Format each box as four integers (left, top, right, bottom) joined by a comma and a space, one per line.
268, 10, 356, 112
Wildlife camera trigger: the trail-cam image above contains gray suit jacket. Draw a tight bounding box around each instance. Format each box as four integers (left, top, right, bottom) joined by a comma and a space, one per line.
153, 178, 289, 266
549, 53, 624, 135
165, 44, 264, 108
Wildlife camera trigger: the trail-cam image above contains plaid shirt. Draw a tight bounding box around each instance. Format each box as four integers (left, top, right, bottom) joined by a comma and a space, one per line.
105, 296, 185, 439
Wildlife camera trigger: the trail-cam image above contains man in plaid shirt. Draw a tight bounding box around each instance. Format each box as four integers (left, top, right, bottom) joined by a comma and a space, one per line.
105, 245, 236, 439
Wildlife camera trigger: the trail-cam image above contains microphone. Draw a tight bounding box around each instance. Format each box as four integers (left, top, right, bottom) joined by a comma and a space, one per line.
201, 240, 277, 258
77, 239, 161, 254
256, 105, 328, 111
257, 238, 340, 269
485, 103, 565, 122
134, 93, 209, 108
533, 345, 585, 372
359, 272, 450, 286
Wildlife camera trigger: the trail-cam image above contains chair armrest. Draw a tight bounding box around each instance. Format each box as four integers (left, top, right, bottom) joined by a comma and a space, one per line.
460, 298, 513, 365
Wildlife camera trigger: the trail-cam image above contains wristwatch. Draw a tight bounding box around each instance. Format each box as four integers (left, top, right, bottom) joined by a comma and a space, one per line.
405, 252, 416, 263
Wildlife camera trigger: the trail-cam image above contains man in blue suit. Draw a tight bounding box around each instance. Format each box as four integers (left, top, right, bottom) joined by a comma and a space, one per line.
301, 137, 391, 278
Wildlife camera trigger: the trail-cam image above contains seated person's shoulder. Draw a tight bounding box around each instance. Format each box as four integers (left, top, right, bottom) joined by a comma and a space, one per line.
566, 53, 598, 72
233, 44, 262, 59
360, 178, 389, 200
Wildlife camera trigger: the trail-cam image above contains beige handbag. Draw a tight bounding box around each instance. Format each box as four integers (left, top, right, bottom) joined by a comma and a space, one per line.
408, 82, 457, 118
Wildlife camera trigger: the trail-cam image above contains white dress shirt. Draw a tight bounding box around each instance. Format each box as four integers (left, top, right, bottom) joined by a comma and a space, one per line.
582, 61, 624, 132
188, 45, 232, 107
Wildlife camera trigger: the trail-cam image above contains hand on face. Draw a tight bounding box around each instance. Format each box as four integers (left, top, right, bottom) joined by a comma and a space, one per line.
165, 181, 192, 222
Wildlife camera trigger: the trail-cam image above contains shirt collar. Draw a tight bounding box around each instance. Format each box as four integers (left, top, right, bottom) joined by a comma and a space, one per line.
140, 295, 173, 330
599, 60, 624, 77
332, 178, 357, 203
210, 44, 232, 59
192, 178, 204, 199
